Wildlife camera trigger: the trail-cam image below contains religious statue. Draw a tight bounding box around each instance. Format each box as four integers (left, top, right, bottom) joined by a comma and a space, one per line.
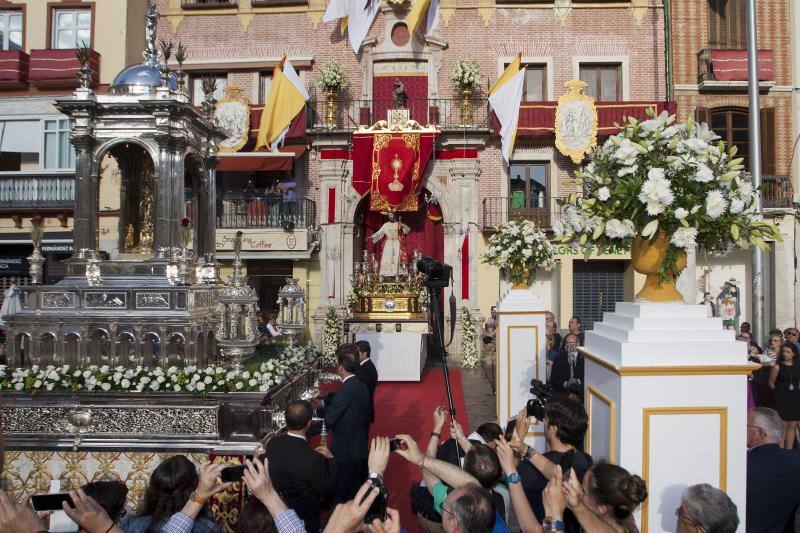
137, 176, 155, 252
392, 80, 407, 108
371, 212, 410, 278
124, 224, 135, 251
717, 278, 740, 330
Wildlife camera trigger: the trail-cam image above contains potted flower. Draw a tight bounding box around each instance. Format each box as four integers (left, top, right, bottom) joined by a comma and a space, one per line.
317, 60, 348, 127
451, 58, 481, 124
554, 110, 781, 302
481, 219, 556, 288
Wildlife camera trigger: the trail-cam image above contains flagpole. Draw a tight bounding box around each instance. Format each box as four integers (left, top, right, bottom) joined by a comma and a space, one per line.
746, 0, 765, 344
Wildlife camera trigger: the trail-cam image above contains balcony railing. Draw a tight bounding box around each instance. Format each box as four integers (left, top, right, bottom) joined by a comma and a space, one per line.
218, 196, 316, 229
0, 50, 29, 89
30, 48, 99, 89
181, 0, 237, 8
697, 48, 775, 83
482, 196, 568, 231
0, 175, 75, 209
762, 175, 793, 209
307, 97, 490, 132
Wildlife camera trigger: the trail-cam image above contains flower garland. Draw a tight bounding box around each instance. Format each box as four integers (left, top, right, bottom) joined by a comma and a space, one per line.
317, 60, 348, 93
451, 59, 481, 90
481, 219, 556, 286
554, 110, 781, 281
461, 307, 478, 369
0, 342, 318, 396
321, 306, 341, 367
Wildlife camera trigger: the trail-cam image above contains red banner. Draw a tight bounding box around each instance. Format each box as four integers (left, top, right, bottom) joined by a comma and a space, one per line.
352, 132, 436, 212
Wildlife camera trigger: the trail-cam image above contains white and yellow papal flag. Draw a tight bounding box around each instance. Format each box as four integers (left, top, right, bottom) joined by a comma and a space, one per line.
489, 53, 525, 162
323, 0, 381, 54
256, 57, 309, 152
407, 0, 439, 36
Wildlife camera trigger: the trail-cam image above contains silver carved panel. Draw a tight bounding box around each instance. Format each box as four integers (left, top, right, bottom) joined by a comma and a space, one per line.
136, 292, 170, 309
41, 292, 77, 309
2, 405, 218, 436
193, 291, 210, 309
84, 292, 127, 309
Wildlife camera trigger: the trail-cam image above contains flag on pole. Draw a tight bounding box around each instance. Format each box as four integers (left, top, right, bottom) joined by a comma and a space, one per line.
323, 0, 381, 54
489, 53, 525, 162
256, 57, 309, 152
407, 0, 439, 36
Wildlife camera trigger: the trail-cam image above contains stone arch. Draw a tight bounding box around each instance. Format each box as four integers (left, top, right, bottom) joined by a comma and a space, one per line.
141, 332, 160, 366
64, 332, 81, 365
38, 332, 57, 364
116, 332, 136, 365
88, 328, 111, 365
93, 137, 159, 170
166, 332, 186, 363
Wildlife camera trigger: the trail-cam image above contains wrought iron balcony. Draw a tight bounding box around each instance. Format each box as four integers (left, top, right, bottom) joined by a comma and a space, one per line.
0, 174, 75, 210
697, 48, 775, 84
181, 0, 237, 8
762, 175, 793, 209
482, 196, 568, 232
307, 97, 490, 132
217, 196, 316, 229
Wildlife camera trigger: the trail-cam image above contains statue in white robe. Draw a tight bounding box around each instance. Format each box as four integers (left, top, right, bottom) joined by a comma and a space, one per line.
371, 213, 410, 278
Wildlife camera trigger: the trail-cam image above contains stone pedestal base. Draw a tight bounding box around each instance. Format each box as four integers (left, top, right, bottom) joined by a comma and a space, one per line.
496, 288, 548, 449
583, 302, 755, 533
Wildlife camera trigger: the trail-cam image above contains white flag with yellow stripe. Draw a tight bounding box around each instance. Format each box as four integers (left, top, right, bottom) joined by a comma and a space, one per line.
407, 0, 439, 36
256, 58, 309, 152
489, 54, 525, 162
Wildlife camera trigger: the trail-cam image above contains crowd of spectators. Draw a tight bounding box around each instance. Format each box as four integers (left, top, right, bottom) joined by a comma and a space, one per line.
0, 333, 798, 533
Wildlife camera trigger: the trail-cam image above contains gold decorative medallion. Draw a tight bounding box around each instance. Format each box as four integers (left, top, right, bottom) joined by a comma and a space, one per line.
215, 85, 251, 153
554, 80, 598, 164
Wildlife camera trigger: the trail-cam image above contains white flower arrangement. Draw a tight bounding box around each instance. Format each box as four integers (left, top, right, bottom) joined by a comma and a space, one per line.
460, 307, 478, 370
554, 110, 781, 281
317, 60, 348, 93
481, 219, 556, 286
1, 342, 319, 396
451, 59, 481, 90
321, 306, 341, 367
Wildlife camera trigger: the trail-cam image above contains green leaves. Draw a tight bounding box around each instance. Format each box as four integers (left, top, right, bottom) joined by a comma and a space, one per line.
731, 224, 740, 241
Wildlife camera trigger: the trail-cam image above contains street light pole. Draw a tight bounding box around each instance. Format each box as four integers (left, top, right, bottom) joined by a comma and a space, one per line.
746, 0, 765, 344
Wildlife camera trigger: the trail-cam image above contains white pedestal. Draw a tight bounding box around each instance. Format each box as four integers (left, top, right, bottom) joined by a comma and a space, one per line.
496, 288, 548, 449
583, 302, 756, 533
352, 321, 429, 382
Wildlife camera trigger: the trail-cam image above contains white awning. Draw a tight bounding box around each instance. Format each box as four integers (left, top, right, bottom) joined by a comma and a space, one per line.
0, 120, 41, 153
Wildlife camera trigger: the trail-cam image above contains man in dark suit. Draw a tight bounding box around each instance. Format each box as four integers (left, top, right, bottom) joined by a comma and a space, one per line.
266, 400, 337, 531
549, 333, 584, 401
746, 407, 800, 532
315, 344, 370, 504
355, 340, 379, 424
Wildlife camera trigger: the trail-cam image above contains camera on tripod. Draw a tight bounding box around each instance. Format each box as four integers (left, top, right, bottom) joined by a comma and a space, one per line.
416, 256, 452, 289
526, 379, 553, 420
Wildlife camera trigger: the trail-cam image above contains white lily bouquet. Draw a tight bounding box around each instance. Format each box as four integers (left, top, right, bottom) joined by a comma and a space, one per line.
554, 110, 780, 284
481, 219, 556, 287
317, 60, 348, 93
451, 58, 481, 90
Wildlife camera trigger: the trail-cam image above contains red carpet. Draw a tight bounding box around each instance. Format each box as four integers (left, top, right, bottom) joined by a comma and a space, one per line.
371, 368, 470, 532
317, 367, 469, 532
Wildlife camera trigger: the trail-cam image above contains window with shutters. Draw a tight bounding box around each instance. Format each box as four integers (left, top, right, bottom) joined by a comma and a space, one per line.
700, 106, 775, 174
579, 64, 621, 102
708, 0, 747, 49
572, 260, 625, 331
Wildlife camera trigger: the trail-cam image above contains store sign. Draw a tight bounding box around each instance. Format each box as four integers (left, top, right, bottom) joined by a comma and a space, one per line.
553, 244, 627, 256
215, 229, 308, 252
0, 256, 27, 275
41, 243, 74, 253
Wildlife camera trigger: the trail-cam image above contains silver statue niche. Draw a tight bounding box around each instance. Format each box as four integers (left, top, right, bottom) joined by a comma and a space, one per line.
276, 278, 306, 346
216, 233, 258, 370
3, 2, 226, 368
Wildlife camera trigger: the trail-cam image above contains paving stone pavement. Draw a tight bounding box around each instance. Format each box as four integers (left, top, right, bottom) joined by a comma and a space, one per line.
461, 363, 498, 430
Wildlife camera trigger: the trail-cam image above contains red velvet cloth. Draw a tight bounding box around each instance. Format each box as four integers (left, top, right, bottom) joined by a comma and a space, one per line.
461, 234, 469, 300
352, 132, 437, 212
493, 100, 678, 137
249, 106, 307, 140
327, 187, 336, 224
216, 154, 293, 172
372, 75, 428, 124
710, 49, 774, 82
362, 196, 444, 266
29, 48, 98, 87
0, 50, 28, 87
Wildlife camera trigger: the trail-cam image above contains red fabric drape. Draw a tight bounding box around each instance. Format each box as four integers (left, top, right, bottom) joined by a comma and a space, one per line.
363, 197, 443, 266
461, 234, 469, 300
249, 106, 307, 140
492, 100, 678, 137
710, 49, 774, 81
30, 48, 98, 86
372, 75, 428, 124
327, 187, 336, 224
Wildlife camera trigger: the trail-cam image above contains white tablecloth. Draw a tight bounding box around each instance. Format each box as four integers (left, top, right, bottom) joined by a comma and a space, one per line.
355, 331, 427, 382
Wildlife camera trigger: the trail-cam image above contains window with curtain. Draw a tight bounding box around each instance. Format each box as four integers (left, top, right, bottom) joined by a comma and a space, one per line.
502, 63, 546, 101
42, 119, 75, 170
189, 74, 228, 106
579, 64, 621, 102
509, 162, 548, 210
708, 0, 747, 49
0, 11, 22, 51
52, 9, 91, 49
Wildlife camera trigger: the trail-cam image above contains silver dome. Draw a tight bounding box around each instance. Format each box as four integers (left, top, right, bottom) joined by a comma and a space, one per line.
111, 62, 177, 94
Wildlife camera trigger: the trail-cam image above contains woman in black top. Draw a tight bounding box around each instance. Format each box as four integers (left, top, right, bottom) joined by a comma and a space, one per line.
769, 342, 800, 449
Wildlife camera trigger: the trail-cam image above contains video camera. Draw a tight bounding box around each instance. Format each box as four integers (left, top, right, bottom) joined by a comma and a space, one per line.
526, 378, 553, 421
416, 256, 452, 289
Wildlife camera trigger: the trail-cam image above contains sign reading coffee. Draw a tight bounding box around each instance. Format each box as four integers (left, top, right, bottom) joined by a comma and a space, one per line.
215, 229, 308, 251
